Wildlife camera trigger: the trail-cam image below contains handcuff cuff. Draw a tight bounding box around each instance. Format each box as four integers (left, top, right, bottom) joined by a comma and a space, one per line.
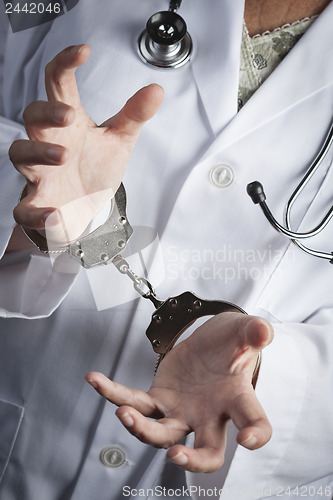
20, 184, 262, 383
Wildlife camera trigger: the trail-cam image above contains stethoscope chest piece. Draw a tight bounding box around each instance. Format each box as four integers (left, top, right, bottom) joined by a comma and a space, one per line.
138, 10, 192, 69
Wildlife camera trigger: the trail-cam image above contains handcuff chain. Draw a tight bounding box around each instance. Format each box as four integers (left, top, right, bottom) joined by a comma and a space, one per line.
43, 248, 68, 255
112, 256, 162, 307
113, 255, 142, 285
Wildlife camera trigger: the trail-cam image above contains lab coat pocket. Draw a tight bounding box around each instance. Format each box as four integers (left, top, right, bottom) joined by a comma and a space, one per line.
255, 161, 333, 324
0, 399, 24, 484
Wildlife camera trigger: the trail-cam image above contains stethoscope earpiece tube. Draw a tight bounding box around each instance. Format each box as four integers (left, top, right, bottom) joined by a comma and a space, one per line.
246, 181, 266, 204
246, 178, 333, 262
247, 120, 333, 263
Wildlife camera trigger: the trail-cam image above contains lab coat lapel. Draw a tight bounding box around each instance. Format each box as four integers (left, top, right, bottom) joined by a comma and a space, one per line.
186, 0, 245, 136
217, 6, 333, 496
207, 1, 333, 155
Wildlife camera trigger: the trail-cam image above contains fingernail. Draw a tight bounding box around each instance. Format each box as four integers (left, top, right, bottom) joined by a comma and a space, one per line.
53, 107, 69, 124
169, 452, 188, 466
120, 412, 134, 428
85, 378, 98, 390
69, 44, 85, 55
46, 147, 63, 163
241, 434, 257, 449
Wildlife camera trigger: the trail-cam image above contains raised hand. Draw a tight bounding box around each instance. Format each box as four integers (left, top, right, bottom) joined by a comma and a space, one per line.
9, 44, 163, 244
86, 312, 274, 473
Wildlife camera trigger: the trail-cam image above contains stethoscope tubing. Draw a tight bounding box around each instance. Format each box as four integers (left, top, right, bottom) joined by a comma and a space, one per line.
248, 117, 333, 262
285, 119, 333, 260
260, 200, 333, 240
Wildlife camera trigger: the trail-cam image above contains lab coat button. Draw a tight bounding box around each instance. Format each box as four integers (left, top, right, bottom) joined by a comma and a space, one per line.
100, 446, 126, 468
209, 164, 233, 188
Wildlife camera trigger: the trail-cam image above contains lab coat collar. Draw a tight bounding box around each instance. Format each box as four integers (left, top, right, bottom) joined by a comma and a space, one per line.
186, 0, 245, 136
190, 0, 333, 158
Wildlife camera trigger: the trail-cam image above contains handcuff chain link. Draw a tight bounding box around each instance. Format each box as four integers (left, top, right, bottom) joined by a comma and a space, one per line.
112, 256, 161, 306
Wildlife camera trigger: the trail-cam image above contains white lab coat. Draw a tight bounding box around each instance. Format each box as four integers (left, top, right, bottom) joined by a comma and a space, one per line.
0, 1, 333, 499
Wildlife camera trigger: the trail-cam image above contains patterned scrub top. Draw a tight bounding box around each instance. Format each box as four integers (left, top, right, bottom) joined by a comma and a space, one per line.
238, 16, 317, 109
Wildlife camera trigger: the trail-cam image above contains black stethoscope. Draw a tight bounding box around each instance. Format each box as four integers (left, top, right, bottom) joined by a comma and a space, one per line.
137, 0, 192, 69
137, 1, 333, 263
247, 120, 333, 264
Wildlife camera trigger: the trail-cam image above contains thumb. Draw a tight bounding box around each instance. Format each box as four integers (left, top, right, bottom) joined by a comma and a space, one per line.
101, 84, 164, 137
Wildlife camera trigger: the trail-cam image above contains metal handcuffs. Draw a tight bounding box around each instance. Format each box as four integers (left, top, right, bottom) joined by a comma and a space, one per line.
20, 183, 262, 381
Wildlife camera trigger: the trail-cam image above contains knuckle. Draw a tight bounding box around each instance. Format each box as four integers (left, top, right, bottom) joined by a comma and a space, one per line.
22, 102, 35, 123
12, 205, 20, 223
187, 464, 201, 473
45, 62, 68, 91
8, 141, 18, 162
23, 100, 45, 124
189, 456, 224, 474
214, 456, 225, 471
133, 430, 149, 444
161, 439, 174, 450
13, 204, 29, 226
265, 423, 273, 442
45, 61, 53, 80
22, 106, 29, 124
45, 59, 61, 87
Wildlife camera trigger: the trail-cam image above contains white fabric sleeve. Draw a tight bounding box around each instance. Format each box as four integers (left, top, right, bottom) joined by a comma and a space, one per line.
0, 12, 115, 319
0, 202, 112, 319
0, 117, 28, 257
0, 15, 81, 319
251, 321, 333, 489
0, 117, 83, 319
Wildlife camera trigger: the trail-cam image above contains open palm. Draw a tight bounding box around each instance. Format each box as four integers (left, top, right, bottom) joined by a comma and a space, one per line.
86, 312, 273, 472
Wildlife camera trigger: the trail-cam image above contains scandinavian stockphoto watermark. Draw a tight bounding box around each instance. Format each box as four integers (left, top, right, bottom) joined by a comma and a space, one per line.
82, 241, 289, 310
165, 244, 290, 284
41, 191, 290, 310
3, 0, 80, 32
122, 485, 223, 497
122, 484, 333, 498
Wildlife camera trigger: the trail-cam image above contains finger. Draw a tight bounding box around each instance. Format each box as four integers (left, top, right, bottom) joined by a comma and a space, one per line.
23, 100, 75, 130
116, 406, 188, 448
101, 84, 164, 138
85, 372, 159, 417
13, 200, 58, 231
45, 44, 90, 105
242, 316, 274, 350
9, 140, 68, 172
167, 422, 228, 473
228, 391, 272, 450
227, 316, 273, 376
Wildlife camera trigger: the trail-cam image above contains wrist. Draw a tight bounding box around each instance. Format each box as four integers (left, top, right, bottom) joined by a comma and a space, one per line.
19, 183, 133, 268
